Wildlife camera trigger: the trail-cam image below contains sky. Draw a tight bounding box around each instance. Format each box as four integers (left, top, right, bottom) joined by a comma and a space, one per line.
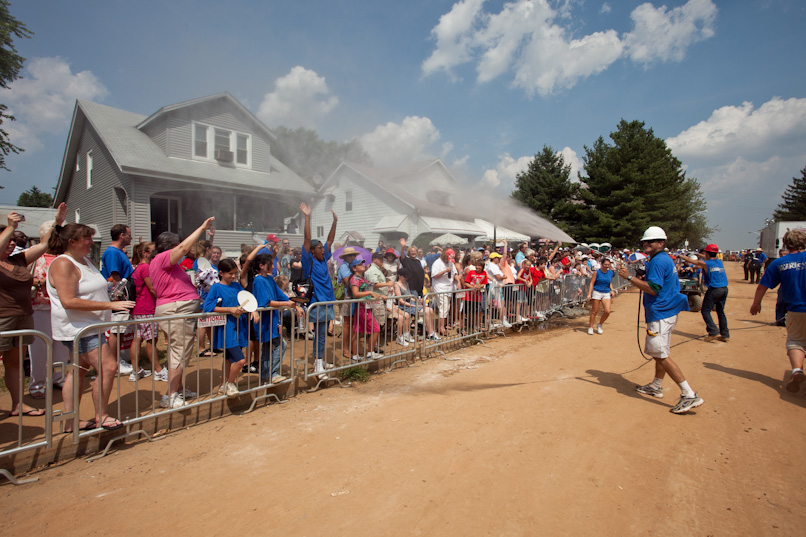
1, 0, 804, 250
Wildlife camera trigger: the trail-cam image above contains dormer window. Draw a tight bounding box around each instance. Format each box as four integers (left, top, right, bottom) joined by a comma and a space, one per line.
192, 121, 251, 168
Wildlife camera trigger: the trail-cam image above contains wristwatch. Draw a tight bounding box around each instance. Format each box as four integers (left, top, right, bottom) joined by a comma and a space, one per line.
627, 275, 633, 281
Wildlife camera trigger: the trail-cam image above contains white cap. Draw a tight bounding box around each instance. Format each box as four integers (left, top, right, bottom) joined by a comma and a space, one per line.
640, 226, 667, 241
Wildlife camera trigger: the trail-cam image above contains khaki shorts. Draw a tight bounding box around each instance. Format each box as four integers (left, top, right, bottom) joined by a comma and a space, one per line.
106, 310, 131, 335
644, 315, 678, 359
0, 315, 34, 351
370, 301, 387, 326
156, 299, 199, 369
785, 311, 806, 354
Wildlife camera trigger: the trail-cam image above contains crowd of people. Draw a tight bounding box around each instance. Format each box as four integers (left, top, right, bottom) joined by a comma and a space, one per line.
3, 202, 804, 426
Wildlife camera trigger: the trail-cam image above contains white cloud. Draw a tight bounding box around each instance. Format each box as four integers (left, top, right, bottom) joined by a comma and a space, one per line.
559, 146, 583, 181
359, 116, 442, 167
423, 0, 718, 96
624, 0, 717, 64
0, 57, 107, 152
257, 66, 339, 129
667, 97, 806, 164
481, 153, 532, 189
599, 3, 611, 14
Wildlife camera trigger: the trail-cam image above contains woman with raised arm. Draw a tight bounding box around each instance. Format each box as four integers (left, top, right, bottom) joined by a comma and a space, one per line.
299, 202, 338, 378
1, 203, 66, 417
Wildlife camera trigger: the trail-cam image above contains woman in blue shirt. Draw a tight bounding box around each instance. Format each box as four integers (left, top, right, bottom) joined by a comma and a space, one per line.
203, 258, 248, 397
587, 258, 615, 335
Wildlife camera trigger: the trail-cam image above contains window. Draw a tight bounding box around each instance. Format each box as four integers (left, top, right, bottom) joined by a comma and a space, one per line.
86, 150, 93, 188
316, 226, 324, 237
194, 124, 208, 157
345, 190, 353, 212
75, 159, 80, 172
75, 209, 80, 223
192, 121, 251, 168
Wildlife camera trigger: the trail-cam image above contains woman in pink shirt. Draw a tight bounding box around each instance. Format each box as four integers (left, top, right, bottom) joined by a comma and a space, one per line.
131, 241, 166, 383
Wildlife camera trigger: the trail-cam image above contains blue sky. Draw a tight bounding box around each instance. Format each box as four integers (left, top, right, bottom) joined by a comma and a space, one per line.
1, 0, 804, 250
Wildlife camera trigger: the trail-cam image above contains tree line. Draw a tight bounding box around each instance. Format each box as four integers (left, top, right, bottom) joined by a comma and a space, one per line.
512, 119, 711, 248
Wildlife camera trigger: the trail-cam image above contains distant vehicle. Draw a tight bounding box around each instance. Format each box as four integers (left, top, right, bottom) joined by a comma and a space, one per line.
759, 221, 806, 259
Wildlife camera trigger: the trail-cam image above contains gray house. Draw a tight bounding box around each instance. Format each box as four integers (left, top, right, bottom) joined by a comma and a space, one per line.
54, 93, 314, 255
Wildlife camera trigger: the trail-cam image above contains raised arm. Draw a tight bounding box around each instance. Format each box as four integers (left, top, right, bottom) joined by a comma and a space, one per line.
678, 254, 707, 269
300, 202, 312, 253
399, 237, 407, 258
240, 242, 265, 287
23, 203, 67, 265
327, 209, 338, 247
170, 217, 215, 266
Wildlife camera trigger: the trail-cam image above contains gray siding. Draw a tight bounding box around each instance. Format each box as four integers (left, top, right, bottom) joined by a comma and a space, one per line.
64, 124, 130, 254
163, 97, 273, 173
139, 113, 168, 154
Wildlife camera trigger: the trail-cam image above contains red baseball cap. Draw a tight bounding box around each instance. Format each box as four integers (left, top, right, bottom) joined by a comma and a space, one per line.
703, 244, 719, 253
266, 233, 280, 243
385, 248, 399, 258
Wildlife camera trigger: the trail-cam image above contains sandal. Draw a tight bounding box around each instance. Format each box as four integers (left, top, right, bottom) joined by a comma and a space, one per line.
64, 419, 97, 433
29, 388, 46, 400
198, 349, 214, 357
100, 417, 123, 431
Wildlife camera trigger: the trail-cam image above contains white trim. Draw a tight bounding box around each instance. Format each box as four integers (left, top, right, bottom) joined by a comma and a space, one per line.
191, 120, 252, 169
86, 150, 93, 189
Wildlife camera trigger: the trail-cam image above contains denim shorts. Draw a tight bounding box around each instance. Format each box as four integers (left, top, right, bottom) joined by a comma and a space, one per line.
62, 333, 106, 355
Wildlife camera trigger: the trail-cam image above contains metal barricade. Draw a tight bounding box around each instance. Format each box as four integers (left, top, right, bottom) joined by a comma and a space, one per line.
303, 293, 420, 389
0, 329, 55, 484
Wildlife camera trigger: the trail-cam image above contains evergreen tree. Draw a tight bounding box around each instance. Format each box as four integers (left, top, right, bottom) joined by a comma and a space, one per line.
773, 166, 806, 221
575, 120, 711, 248
17, 185, 52, 207
0, 1, 33, 172
511, 145, 576, 232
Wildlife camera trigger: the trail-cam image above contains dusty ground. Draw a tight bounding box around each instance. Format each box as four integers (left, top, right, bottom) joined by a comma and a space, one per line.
2, 262, 804, 536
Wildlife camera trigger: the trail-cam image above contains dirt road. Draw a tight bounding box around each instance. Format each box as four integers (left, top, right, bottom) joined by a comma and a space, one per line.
2, 262, 804, 536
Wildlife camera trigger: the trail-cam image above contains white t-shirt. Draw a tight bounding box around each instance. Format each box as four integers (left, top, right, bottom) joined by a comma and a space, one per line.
430, 258, 456, 293
485, 261, 504, 288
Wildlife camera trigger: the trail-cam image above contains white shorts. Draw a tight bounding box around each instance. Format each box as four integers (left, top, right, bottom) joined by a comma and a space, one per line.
435, 293, 451, 319
591, 290, 611, 301
644, 315, 678, 359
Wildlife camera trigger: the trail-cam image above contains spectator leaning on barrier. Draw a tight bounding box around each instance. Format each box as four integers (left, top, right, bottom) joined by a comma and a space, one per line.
150, 217, 215, 409
430, 248, 458, 335
130, 241, 166, 383
101, 224, 135, 375
250, 253, 293, 384
618, 226, 703, 414
299, 202, 338, 379
750, 228, 806, 395
1, 204, 66, 418
364, 252, 394, 333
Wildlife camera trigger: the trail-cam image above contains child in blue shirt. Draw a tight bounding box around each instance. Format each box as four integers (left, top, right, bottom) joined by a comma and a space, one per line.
250, 254, 295, 383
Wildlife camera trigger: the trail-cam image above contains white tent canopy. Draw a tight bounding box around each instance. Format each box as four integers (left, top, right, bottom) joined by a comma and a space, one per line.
473, 219, 530, 242
430, 232, 468, 245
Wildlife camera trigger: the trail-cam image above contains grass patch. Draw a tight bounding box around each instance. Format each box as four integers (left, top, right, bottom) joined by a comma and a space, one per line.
340, 366, 370, 383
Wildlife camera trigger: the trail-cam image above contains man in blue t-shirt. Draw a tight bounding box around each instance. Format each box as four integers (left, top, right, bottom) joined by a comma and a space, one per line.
679, 244, 730, 342
101, 224, 137, 376
751, 228, 806, 394
299, 202, 338, 379
619, 226, 703, 414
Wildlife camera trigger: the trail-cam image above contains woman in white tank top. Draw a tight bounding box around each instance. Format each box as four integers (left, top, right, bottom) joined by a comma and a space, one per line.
47, 224, 135, 432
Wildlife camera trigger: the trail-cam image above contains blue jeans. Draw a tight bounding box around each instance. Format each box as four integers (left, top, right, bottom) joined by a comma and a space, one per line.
307, 303, 334, 358
702, 286, 729, 338
260, 336, 287, 379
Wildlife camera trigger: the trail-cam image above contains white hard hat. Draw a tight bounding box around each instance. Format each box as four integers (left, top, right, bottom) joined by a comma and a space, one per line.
640, 226, 667, 241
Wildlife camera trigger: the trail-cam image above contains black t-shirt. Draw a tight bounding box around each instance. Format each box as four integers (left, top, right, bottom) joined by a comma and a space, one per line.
400, 256, 425, 297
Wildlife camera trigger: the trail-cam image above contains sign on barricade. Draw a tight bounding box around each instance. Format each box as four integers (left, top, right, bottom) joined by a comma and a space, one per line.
198, 315, 227, 328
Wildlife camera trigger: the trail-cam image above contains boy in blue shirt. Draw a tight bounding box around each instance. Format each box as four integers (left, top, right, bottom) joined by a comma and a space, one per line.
679, 244, 730, 342
619, 226, 703, 414
751, 229, 806, 394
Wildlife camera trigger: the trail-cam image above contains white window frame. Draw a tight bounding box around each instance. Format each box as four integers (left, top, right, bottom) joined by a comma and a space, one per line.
74, 209, 80, 223
191, 121, 252, 169
86, 150, 93, 189
345, 190, 353, 212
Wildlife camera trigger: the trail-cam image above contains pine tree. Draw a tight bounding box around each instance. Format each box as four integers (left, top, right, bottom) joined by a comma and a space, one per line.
17, 185, 53, 207
0, 1, 33, 172
511, 145, 576, 232
773, 166, 806, 221
574, 120, 710, 247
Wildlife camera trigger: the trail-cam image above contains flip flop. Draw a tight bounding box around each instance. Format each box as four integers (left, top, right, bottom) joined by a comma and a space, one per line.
10, 408, 46, 417
65, 419, 97, 433
100, 418, 123, 431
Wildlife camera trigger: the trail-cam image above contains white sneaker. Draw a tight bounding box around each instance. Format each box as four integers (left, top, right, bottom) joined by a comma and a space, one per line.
588, 327, 594, 335
160, 393, 188, 409
225, 382, 239, 397
128, 368, 152, 382
534, 313, 546, 321
182, 389, 197, 399
118, 360, 134, 375
153, 368, 169, 382
314, 359, 327, 380
334, 319, 341, 325
396, 335, 409, 347
426, 333, 442, 341
306, 331, 315, 340
351, 354, 362, 362
502, 320, 513, 328
270, 375, 287, 383
597, 324, 603, 335
520, 316, 530, 323
404, 333, 415, 343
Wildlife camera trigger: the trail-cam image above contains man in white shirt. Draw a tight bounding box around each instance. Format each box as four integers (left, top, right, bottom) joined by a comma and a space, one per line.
485, 252, 511, 328
430, 249, 458, 335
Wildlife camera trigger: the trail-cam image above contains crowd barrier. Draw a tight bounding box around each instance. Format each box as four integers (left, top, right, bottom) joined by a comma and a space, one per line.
1, 268, 633, 482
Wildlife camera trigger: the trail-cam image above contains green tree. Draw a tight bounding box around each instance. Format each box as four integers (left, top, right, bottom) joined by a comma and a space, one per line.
0, 0, 33, 172
773, 165, 806, 221
272, 126, 371, 183
17, 185, 52, 207
574, 119, 711, 248
511, 145, 577, 233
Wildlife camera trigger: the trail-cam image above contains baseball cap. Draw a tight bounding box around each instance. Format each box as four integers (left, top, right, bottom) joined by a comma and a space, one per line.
349, 258, 365, 268
266, 233, 280, 243
703, 244, 719, 253
489, 252, 502, 259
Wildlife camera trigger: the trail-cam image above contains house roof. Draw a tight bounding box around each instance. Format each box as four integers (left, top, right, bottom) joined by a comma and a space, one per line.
55, 97, 314, 204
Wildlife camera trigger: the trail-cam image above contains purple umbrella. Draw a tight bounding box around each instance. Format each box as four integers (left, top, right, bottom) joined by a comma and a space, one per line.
331, 245, 373, 265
